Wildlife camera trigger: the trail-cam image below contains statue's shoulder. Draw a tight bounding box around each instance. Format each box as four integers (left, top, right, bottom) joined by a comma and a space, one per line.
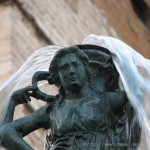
32, 105, 49, 118
31, 96, 59, 119
46, 94, 62, 112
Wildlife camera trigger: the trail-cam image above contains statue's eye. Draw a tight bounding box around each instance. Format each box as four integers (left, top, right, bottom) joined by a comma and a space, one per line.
72, 62, 79, 66
59, 64, 67, 70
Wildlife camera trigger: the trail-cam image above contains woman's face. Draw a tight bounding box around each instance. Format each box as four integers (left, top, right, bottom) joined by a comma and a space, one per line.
58, 54, 87, 90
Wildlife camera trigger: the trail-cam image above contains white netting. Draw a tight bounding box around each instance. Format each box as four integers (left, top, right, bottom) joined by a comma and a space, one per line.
0, 45, 62, 126
83, 34, 150, 150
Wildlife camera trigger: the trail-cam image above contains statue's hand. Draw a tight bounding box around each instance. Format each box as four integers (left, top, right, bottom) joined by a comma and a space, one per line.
11, 86, 37, 105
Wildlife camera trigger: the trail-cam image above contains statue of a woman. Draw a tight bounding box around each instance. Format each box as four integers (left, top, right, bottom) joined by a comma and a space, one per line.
0, 43, 142, 150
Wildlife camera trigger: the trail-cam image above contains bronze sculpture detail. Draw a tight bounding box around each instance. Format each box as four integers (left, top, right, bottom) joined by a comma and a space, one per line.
0, 45, 141, 150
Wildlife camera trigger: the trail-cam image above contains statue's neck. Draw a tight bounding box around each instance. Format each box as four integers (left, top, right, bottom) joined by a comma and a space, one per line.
64, 82, 89, 100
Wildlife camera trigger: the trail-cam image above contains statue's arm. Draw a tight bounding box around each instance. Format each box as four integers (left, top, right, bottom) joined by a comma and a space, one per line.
108, 90, 145, 110
107, 91, 128, 109
2, 99, 17, 125
0, 86, 51, 150
2, 86, 37, 125
0, 105, 50, 150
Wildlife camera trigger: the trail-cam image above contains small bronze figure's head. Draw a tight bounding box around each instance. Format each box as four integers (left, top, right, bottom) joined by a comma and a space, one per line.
49, 46, 91, 93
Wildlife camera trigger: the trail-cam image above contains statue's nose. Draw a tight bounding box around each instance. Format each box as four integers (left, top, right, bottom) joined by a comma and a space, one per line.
69, 65, 75, 74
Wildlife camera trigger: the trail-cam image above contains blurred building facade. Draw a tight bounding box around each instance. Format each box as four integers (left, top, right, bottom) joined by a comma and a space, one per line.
0, 0, 150, 149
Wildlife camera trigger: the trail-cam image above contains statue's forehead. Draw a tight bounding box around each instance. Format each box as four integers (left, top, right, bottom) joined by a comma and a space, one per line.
58, 54, 80, 66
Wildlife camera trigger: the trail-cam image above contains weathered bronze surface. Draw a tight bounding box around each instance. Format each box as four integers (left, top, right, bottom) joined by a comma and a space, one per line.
0, 45, 141, 150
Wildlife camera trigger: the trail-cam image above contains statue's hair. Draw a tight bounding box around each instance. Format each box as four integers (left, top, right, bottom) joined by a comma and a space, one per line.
49, 46, 92, 95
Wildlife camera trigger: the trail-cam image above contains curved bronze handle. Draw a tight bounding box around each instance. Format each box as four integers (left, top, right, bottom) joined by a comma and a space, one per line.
31, 71, 55, 102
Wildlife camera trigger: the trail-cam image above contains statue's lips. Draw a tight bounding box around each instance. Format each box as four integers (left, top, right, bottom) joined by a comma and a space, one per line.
69, 76, 77, 81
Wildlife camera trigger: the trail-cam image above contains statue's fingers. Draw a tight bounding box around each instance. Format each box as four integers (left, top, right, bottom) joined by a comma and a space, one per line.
23, 93, 31, 102
21, 94, 28, 103
23, 86, 38, 92
26, 91, 35, 97
26, 91, 40, 100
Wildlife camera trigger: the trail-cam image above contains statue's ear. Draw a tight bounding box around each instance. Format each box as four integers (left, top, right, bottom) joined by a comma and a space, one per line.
47, 75, 54, 85
48, 69, 60, 87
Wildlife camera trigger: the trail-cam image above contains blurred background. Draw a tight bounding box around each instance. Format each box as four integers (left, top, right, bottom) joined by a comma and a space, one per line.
0, 0, 150, 149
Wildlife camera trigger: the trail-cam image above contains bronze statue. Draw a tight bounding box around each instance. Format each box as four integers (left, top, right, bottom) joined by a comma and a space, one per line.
0, 45, 141, 150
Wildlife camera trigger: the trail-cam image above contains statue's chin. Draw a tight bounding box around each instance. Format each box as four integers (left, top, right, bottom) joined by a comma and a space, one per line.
70, 83, 82, 90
